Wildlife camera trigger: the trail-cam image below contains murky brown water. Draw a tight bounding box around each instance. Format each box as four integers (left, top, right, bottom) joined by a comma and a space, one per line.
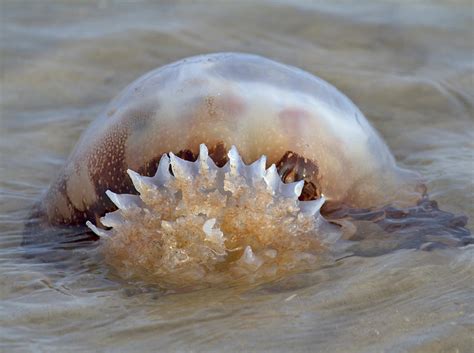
1, 1, 473, 352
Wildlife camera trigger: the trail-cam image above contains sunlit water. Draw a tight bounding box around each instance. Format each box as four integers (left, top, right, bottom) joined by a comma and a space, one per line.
1, 1, 473, 352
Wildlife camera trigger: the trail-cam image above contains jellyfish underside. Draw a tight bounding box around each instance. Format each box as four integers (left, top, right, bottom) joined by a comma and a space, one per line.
86, 144, 340, 288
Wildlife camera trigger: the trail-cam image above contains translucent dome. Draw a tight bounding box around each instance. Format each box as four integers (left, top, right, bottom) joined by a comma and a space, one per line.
40, 53, 421, 227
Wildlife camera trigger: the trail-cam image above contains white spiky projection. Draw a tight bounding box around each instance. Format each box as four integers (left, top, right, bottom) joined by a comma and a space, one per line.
87, 144, 339, 288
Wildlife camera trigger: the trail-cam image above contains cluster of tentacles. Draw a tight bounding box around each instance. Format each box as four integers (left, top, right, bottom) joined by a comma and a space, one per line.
87, 144, 339, 288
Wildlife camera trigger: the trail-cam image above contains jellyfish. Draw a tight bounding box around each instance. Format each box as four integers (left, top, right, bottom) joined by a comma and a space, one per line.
25, 53, 470, 287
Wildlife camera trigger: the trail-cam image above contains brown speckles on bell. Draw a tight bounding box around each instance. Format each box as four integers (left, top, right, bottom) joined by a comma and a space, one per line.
85, 125, 133, 221
66, 166, 98, 212
276, 151, 321, 201
205, 96, 217, 119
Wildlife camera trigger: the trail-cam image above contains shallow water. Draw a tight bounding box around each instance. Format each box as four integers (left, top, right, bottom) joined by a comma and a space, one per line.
1, 1, 473, 352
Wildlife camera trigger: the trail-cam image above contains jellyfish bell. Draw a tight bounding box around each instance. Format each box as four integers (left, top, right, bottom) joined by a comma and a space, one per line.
38, 52, 422, 230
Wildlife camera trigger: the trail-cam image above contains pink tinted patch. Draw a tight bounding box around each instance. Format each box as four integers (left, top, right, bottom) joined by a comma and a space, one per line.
279, 107, 312, 134
218, 93, 246, 117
